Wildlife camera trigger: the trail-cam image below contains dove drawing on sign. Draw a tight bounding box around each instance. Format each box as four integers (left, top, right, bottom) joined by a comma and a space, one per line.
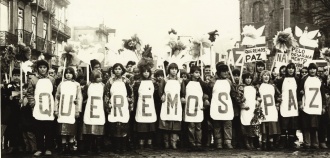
241, 25, 265, 46
295, 26, 319, 48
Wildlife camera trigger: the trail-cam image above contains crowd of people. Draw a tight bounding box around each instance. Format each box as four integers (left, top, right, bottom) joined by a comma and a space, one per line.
2, 58, 330, 157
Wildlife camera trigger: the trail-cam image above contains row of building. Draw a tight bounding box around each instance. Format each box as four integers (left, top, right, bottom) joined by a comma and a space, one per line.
0, 0, 115, 70
0, 0, 71, 68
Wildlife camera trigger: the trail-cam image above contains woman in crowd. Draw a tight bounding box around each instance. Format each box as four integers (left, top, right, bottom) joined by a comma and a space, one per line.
104, 63, 133, 153
159, 63, 185, 149
240, 73, 259, 150
299, 63, 325, 149
133, 66, 157, 149
276, 63, 300, 149
258, 70, 281, 150
54, 67, 82, 154
82, 69, 105, 153
27, 60, 56, 156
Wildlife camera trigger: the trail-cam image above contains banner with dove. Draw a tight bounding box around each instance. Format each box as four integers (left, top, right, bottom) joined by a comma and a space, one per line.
293, 23, 320, 49
241, 22, 266, 46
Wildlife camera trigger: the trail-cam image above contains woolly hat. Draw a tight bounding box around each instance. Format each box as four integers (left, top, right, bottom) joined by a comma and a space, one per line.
216, 63, 229, 73
308, 63, 317, 70
36, 60, 49, 71
232, 69, 240, 76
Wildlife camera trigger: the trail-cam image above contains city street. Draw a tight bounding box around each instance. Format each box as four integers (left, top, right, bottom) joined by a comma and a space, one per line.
2, 148, 330, 157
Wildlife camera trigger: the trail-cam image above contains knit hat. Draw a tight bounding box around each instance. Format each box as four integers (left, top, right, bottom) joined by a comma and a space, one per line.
232, 69, 240, 76
36, 60, 49, 71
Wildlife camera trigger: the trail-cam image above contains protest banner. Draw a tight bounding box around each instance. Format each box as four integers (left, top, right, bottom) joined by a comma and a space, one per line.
244, 47, 268, 63
290, 47, 314, 68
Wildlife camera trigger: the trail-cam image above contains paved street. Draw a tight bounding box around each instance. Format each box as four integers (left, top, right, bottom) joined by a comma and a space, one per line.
2, 148, 330, 157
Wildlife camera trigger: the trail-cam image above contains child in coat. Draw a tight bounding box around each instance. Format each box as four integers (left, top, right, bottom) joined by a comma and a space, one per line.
54, 67, 82, 153
183, 65, 210, 151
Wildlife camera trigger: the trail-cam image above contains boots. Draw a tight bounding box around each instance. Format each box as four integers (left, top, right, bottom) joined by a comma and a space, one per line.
249, 137, 255, 149
139, 140, 145, 149
164, 134, 170, 149
147, 139, 153, 149
278, 135, 287, 149
215, 138, 223, 149
261, 142, 267, 151
244, 137, 251, 150
320, 142, 328, 149
288, 136, 298, 149
268, 141, 274, 151
224, 140, 233, 149
93, 137, 101, 153
68, 142, 75, 154
171, 134, 178, 150
61, 143, 68, 154
121, 137, 127, 152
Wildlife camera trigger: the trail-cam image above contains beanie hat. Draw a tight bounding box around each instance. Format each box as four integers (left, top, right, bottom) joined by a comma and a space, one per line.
36, 60, 49, 72
232, 69, 240, 76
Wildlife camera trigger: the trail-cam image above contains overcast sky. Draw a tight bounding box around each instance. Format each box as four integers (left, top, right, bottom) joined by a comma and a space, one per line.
68, 0, 240, 53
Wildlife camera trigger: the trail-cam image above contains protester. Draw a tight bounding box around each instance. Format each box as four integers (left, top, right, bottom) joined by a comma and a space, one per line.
159, 63, 185, 149
210, 63, 235, 149
54, 67, 82, 154
104, 63, 133, 153
82, 69, 105, 153
133, 66, 157, 149
27, 60, 56, 156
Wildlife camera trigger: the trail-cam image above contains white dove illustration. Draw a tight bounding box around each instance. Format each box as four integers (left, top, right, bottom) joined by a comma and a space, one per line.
241, 25, 265, 46
295, 26, 319, 48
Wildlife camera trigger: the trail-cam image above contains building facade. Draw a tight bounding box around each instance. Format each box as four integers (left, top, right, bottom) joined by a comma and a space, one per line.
0, 0, 71, 68
239, 0, 330, 68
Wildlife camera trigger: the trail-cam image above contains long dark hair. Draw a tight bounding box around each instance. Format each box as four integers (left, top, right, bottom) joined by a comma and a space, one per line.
167, 63, 178, 75
285, 63, 296, 77
64, 67, 76, 80
139, 66, 152, 80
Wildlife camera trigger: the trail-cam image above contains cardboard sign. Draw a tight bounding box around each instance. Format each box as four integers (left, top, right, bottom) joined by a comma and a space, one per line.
245, 53, 263, 63
291, 47, 314, 64
274, 53, 288, 63
231, 48, 244, 66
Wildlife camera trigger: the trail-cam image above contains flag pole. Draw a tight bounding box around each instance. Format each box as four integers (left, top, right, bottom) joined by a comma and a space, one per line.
200, 42, 204, 81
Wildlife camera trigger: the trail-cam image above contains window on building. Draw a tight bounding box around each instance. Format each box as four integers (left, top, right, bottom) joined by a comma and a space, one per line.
18, 8, 24, 42
32, 15, 37, 47
0, 3, 9, 31
252, 2, 264, 23
43, 22, 47, 39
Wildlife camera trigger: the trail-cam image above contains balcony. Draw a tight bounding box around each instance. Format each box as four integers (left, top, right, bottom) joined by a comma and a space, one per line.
51, 17, 71, 39
42, 0, 55, 17
36, 36, 54, 53
30, 0, 46, 11
0, 31, 18, 47
15, 29, 32, 46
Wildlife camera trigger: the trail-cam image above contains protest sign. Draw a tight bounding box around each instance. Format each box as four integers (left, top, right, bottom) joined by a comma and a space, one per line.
244, 47, 268, 63
291, 47, 314, 64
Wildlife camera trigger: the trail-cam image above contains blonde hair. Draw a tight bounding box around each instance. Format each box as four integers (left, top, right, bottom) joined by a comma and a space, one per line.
259, 70, 273, 83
